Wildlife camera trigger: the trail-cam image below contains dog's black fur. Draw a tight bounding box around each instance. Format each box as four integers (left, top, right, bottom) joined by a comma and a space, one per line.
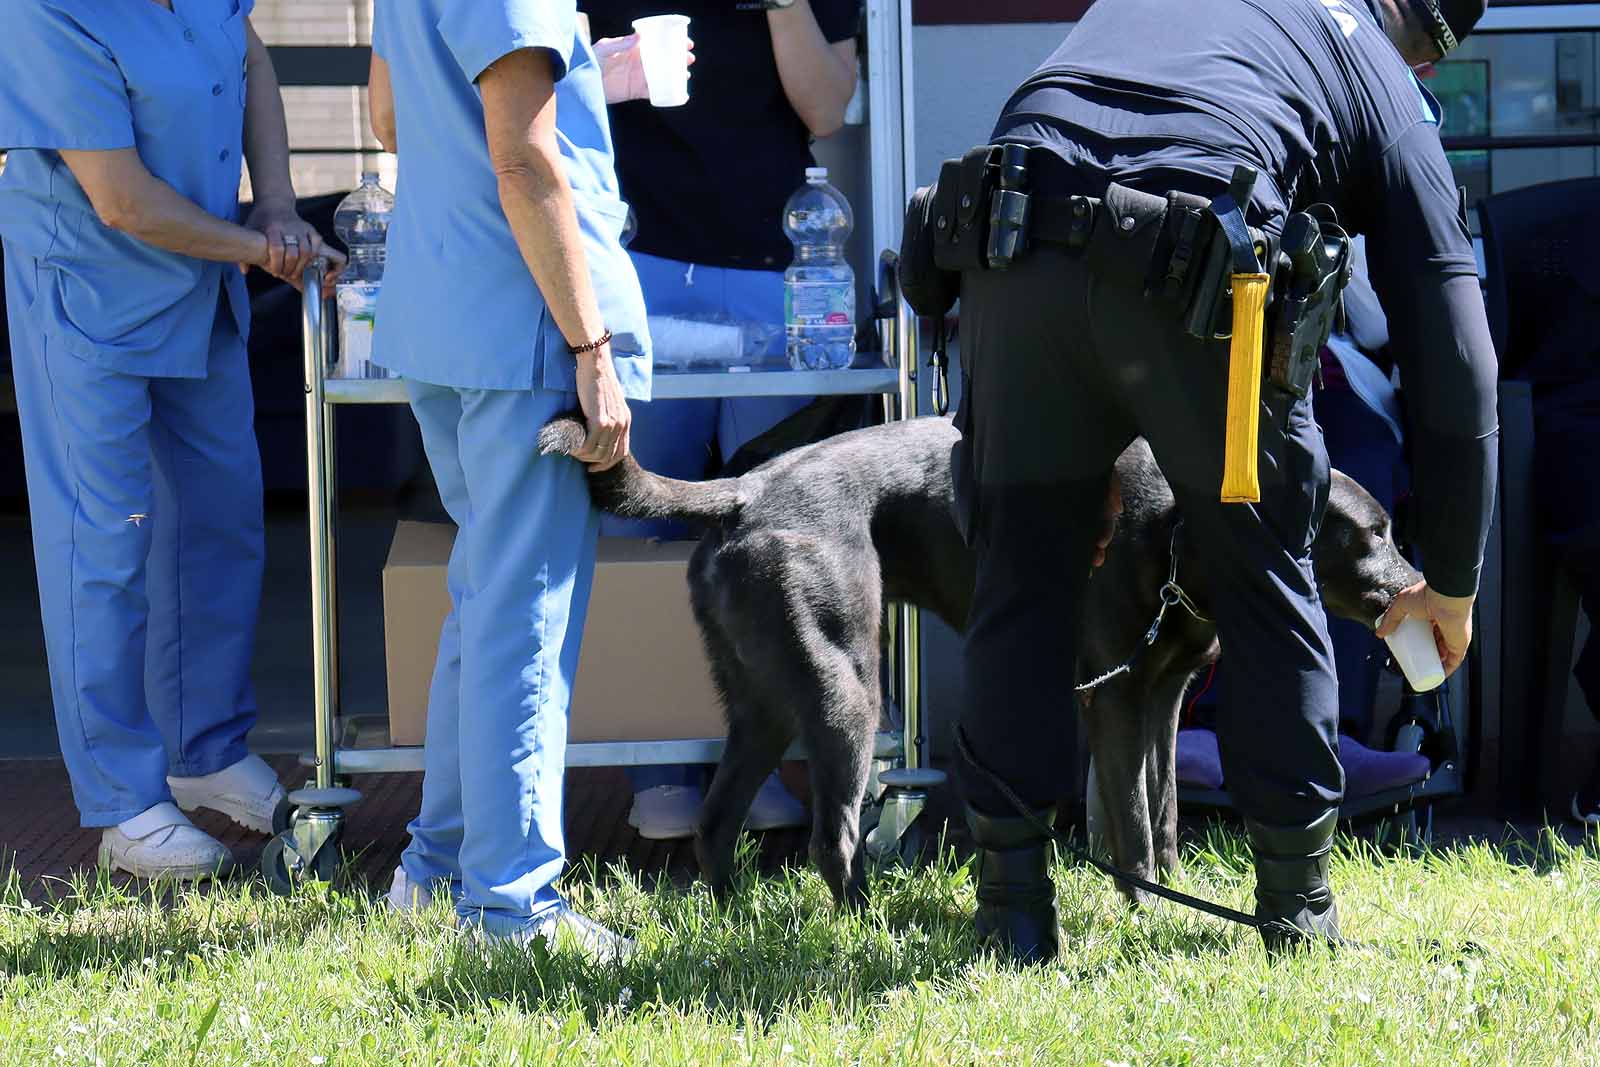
539, 414, 1417, 907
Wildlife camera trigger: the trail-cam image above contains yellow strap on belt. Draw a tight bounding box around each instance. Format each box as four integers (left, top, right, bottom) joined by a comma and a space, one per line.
1220, 271, 1271, 504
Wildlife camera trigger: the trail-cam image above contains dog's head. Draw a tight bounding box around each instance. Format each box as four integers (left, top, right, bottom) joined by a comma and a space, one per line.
1313, 471, 1420, 628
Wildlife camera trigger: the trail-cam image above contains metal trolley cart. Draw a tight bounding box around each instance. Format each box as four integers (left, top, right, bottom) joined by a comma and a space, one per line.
263, 254, 945, 889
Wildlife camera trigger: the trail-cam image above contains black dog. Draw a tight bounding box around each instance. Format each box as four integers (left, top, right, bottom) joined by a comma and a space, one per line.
539, 415, 1416, 907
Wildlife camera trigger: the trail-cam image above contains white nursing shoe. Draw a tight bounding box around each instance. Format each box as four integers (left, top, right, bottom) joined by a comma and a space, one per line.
99, 802, 234, 881
385, 865, 435, 912
168, 754, 286, 835
474, 904, 637, 964
627, 784, 702, 841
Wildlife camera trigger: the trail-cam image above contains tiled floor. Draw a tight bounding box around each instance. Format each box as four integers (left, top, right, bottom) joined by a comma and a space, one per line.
5, 755, 821, 904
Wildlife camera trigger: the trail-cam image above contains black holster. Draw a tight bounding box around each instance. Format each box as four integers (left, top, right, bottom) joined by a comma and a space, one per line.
1267, 205, 1353, 398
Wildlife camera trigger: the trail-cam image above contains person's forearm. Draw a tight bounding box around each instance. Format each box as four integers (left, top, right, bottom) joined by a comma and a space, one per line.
370, 54, 398, 152
242, 24, 296, 209
1391, 274, 1499, 598
119, 176, 270, 264
60, 149, 269, 266
767, 1, 855, 138
494, 144, 608, 351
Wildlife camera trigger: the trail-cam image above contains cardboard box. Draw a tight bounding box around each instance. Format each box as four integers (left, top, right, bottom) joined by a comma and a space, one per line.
382, 521, 727, 747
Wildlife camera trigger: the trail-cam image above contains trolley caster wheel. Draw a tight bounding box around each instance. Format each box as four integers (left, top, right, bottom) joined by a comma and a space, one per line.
892, 820, 929, 866
864, 768, 946, 869
261, 831, 342, 894
271, 794, 296, 836
260, 788, 357, 896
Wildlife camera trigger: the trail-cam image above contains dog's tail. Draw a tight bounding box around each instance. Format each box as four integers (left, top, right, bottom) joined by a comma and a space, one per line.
537, 412, 744, 526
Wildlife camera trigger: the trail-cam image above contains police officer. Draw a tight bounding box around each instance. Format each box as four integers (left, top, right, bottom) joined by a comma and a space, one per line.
0, 1, 336, 879
369, 1, 652, 955
946, 0, 1497, 960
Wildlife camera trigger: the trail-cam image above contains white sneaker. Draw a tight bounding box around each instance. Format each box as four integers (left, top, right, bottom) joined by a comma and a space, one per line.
477, 904, 637, 964
168, 753, 286, 835
99, 802, 234, 881
627, 784, 702, 840
746, 773, 807, 831
386, 865, 435, 912
1571, 793, 1600, 827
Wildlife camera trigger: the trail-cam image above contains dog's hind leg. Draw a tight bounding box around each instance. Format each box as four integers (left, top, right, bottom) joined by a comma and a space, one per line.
793, 660, 877, 911
696, 698, 795, 899
785, 556, 883, 912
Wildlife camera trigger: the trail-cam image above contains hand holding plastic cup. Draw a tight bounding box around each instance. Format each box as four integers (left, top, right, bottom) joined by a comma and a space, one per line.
631, 14, 692, 107
1384, 614, 1447, 692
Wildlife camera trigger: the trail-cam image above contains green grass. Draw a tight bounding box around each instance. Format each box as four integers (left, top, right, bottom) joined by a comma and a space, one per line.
2, 826, 1598, 1066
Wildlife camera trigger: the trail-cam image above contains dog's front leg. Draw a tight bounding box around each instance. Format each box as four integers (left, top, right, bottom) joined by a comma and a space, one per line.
1081, 683, 1156, 908
1144, 674, 1192, 883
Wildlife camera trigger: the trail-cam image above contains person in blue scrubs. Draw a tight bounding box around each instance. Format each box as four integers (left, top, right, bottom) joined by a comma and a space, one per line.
0, 1, 338, 880
369, 1, 653, 955
583, 0, 862, 841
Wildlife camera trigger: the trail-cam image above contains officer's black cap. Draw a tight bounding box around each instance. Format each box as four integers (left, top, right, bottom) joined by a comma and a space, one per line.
1440, 0, 1487, 44
1414, 0, 1487, 54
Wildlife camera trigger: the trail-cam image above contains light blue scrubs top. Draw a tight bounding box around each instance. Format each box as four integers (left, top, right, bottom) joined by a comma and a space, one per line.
371, 0, 651, 398
0, 0, 254, 378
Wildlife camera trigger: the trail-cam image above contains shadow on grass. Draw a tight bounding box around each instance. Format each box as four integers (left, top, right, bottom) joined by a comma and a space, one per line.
404, 832, 1248, 1029
0, 849, 365, 981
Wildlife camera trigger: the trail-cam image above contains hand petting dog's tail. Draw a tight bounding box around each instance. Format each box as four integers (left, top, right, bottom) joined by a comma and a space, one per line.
538, 412, 744, 527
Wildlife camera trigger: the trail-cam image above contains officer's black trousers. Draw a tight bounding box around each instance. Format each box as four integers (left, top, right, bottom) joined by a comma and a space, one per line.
952, 238, 1344, 828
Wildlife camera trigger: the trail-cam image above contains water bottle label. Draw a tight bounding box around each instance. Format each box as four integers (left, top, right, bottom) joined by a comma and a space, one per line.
785, 282, 854, 328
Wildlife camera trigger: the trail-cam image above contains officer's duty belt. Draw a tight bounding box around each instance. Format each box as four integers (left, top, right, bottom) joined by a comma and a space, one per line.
909, 143, 1350, 502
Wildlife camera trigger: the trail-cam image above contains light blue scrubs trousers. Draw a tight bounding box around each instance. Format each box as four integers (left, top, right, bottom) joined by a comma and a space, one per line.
5, 257, 264, 827
399, 380, 597, 933
602, 251, 809, 794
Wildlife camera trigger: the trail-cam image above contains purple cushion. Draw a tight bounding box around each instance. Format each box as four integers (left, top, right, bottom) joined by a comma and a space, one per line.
1176, 728, 1225, 789
1174, 729, 1431, 799
1340, 735, 1431, 798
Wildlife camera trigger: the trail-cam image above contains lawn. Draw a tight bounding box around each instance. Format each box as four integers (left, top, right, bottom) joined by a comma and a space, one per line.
1, 826, 1597, 1066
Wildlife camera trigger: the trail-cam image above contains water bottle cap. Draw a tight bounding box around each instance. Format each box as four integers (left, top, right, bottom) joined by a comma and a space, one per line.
361, 170, 380, 184
805, 167, 828, 182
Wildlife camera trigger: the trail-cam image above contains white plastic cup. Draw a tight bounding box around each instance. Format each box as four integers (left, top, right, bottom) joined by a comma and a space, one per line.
631, 14, 691, 108
1384, 613, 1447, 692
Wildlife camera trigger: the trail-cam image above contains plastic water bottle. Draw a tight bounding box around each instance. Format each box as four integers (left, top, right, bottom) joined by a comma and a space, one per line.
783, 167, 856, 370
332, 172, 394, 379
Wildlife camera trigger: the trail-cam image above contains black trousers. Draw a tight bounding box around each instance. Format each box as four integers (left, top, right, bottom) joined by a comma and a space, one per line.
952, 223, 1344, 828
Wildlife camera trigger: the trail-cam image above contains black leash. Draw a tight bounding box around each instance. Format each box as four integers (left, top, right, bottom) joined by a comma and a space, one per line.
956, 727, 1268, 932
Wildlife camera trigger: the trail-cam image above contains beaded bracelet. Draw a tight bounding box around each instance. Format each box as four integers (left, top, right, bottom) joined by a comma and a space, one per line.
569, 329, 613, 355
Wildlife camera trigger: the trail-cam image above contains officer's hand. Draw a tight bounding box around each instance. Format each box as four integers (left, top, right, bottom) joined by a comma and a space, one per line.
595, 33, 694, 105
1090, 471, 1122, 568
575, 344, 632, 472
1376, 580, 1476, 678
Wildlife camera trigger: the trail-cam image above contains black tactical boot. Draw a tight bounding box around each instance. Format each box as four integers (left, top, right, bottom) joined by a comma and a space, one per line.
1245, 808, 1342, 953
966, 803, 1060, 965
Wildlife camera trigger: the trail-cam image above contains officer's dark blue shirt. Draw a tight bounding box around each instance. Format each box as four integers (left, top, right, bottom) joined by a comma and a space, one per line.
994, 0, 1498, 598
